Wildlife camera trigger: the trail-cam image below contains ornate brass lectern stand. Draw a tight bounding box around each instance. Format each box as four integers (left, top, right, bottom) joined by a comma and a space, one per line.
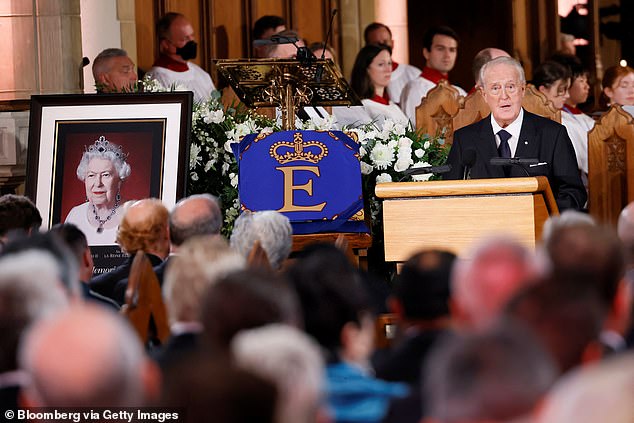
215, 58, 360, 129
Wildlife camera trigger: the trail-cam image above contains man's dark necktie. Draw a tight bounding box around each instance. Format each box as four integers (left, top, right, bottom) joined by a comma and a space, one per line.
497, 129, 512, 176
497, 129, 512, 158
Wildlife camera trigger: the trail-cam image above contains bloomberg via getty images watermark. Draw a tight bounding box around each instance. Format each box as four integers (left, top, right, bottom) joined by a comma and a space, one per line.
5, 408, 182, 422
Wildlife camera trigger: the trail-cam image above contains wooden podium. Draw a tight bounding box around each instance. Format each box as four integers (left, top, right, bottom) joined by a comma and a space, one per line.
375, 176, 559, 261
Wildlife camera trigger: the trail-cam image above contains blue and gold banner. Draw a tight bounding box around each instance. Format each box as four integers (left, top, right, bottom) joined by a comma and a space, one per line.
236, 130, 368, 234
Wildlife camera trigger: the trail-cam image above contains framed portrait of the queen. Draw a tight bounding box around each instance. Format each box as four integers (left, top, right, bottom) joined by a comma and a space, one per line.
26, 92, 192, 273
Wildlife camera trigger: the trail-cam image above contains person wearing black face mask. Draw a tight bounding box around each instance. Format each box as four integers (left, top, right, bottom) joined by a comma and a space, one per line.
147, 12, 215, 103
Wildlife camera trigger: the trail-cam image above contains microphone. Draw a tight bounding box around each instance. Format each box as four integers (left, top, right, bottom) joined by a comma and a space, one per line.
253, 34, 300, 46
399, 164, 452, 181
490, 157, 538, 177
462, 149, 477, 180
315, 9, 337, 83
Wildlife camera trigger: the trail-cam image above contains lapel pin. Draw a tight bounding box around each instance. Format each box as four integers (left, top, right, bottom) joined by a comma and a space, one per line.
524, 141, 528, 145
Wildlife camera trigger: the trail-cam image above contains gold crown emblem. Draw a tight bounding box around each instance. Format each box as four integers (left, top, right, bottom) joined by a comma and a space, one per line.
270, 132, 328, 164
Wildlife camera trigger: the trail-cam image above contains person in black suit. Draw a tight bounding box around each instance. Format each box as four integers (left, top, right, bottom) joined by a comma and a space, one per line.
89, 198, 170, 302
445, 56, 586, 211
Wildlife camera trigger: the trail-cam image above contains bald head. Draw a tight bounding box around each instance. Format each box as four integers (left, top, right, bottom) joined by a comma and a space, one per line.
117, 198, 170, 258
472, 47, 511, 86
169, 194, 222, 248
19, 305, 159, 406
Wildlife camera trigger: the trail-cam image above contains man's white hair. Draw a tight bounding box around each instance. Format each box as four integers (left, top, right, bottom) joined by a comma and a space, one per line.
0, 250, 70, 315
232, 324, 324, 423
480, 56, 526, 87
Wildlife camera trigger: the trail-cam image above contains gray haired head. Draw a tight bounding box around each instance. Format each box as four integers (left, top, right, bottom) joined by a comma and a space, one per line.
480, 56, 526, 88
76, 136, 131, 181
230, 210, 293, 269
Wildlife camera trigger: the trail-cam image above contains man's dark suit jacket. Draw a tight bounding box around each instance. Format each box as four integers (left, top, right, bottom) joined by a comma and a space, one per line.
89, 253, 163, 303
445, 111, 587, 211
112, 255, 172, 305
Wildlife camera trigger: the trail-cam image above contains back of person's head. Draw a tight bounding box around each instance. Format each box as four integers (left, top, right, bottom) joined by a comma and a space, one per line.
544, 223, 625, 309
394, 250, 456, 321
252, 15, 286, 40
117, 198, 170, 256
504, 277, 605, 374
169, 194, 222, 247
537, 353, 634, 423
532, 60, 571, 89
19, 304, 159, 407
49, 223, 88, 265
363, 22, 392, 45
350, 43, 393, 99
424, 321, 556, 422
423, 25, 459, 51
156, 12, 185, 41
164, 236, 245, 325
471, 48, 510, 85
201, 269, 299, 350
549, 52, 587, 80
451, 236, 538, 329
541, 210, 595, 244
287, 243, 371, 356
232, 324, 324, 423
230, 210, 292, 269
1, 231, 80, 298
161, 352, 277, 423
0, 194, 42, 241
0, 250, 68, 373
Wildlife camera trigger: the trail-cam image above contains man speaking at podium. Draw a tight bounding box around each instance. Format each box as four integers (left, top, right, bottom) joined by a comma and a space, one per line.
444, 57, 586, 211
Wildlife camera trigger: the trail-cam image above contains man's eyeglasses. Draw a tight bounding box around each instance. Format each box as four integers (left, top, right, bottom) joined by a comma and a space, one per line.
485, 82, 522, 96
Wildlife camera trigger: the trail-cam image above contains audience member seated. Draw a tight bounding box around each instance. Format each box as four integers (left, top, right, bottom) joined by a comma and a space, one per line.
90, 198, 169, 303
505, 276, 605, 374
451, 236, 539, 330
0, 251, 68, 409
232, 324, 327, 423
50, 223, 119, 310
159, 351, 277, 423
0, 194, 42, 250
601, 64, 634, 110
230, 210, 292, 271
363, 22, 421, 105
201, 269, 300, 353
444, 56, 587, 211
286, 244, 408, 423
551, 53, 595, 188
374, 250, 455, 385
344, 44, 409, 127
375, 250, 456, 423
252, 15, 286, 58
400, 25, 467, 126
92, 48, 138, 93
423, 321, 556, 423
18, 304, 160, 407
157, 236, 245, 368
147, 12, 215, 103
537, 353, 634, 423
543, 222, 629, 354
114, 193, 223, 300
1, 232, 81, 300
617, 202, 634, 348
